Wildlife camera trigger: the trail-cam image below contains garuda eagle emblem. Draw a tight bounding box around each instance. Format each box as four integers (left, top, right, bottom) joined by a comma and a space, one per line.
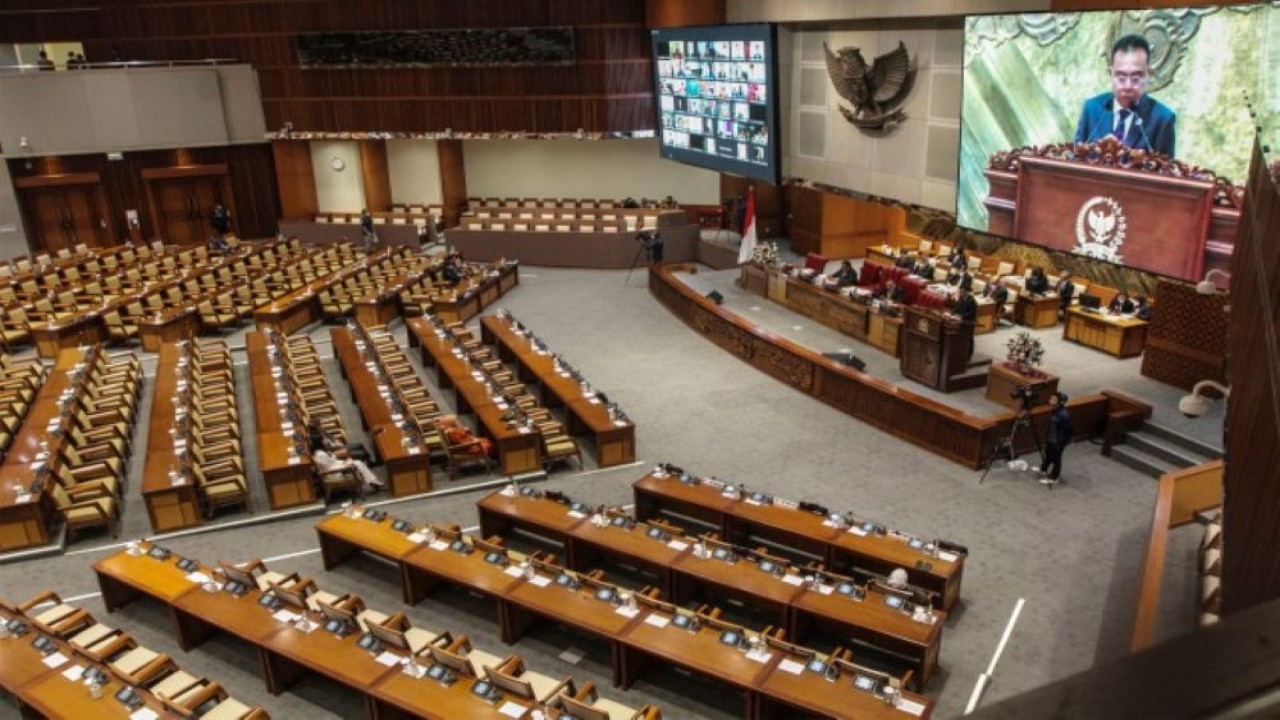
823, 41, 917, 134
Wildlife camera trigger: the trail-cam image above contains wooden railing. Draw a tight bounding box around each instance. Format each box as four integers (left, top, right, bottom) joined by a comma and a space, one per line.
1130, 459, 1224, 652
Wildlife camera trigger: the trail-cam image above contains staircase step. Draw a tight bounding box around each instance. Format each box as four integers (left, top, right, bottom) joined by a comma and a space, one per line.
1111, 444, 1179, 480
1126, 432, 1209, 470
1139, 422, 1224, 460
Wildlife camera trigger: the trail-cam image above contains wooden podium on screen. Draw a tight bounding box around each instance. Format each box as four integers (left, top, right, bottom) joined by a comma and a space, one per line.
900, 307, 985, 393
983, 140, 1241, 280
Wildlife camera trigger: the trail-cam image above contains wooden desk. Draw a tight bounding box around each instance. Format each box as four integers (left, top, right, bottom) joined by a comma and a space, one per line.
409, 319, 541, 476
0, 346, 95, 551
1063, 307, 1148, 358
754, 643, 934, 719
31, 309, 108, 359
618, 608, 770, 716
986, 362, 1059, 411
633, 472, 965, 611
331, 327, 433, 497
315, 513, 425, 604
566, 516, 689, 597
429, 264, 519, 324
1014, 293, 1060, 328
476, 489, 587, 547
94, 544, 208, 612
245, 331, 316, 509
137, 307, 200, 352
19, 655, 182, 719
367, 665, 539, 720
671, 551, 803, 628
402, 538, 523, 624
788, 584, 943, 688
500, 567, 642, 686
141, 343, 202, 533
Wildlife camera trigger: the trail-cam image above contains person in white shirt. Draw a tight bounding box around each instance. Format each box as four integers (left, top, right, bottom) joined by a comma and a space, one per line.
312, 448, 384, 492
888, 567, 910, 590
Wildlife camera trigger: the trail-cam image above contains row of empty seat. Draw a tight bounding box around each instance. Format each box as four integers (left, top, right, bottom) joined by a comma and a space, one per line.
3, 590, 266, 719
0, 354, 46, 460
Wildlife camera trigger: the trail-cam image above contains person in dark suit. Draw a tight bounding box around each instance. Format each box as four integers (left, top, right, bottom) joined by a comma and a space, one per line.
894, 252, 915, 269
831, 260, 858, 288
1055, 272, 1076, 317
1040, 392, 1074, 485
360, 208, 376, 250
985, 276, 1010, 324
1134, 295, 1152, 321
875, 279, 905, 304
913, 258, 934, 281
1073, 34, 1176, 157
947, 246, 967, 269
210, 204, 230, 236
951, 288, 978, 359
1109, 291, 1135, 315
1025, 267, 1049, 296
949, 268, 973, 292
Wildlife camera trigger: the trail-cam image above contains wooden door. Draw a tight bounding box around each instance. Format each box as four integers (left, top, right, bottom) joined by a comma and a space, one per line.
17, 183, 112, 254
154, 176, 225, 246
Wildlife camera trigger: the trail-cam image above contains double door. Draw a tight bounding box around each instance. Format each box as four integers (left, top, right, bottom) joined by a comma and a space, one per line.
16, 180, 114, 254
149, 174, 231, 246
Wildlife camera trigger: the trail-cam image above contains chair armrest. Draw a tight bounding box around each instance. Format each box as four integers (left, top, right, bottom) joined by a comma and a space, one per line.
18, 590, 61, 613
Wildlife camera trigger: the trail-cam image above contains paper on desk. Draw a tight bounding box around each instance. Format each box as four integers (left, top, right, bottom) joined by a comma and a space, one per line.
517, 427, 532, 434
407, 447, 421, 455
613, 420, 629, 427
428, 540, 449, 551
15, 493, 32, 504
61, 664, 84, 681
615, 605, 640, 618
130, 709, 160, 720
185, 572, 211, 584
745, 648, 772, 664
287, 457, 301, 465
644, 614, 670, 628
817, 584, 834, 595
938, 551, 959, 563
406, 533, 426, 544
777, 659, 805, 675
781, 574, 804, 586
503, 565, 525, 578
528, 575, 552, 588
848, 526, 868, 536
567, 510, 587, 519
498, 701, 527, 718
375, 651, 401, 667
667, 540, 689, 551
41, 652, 67, 669
271, 610, 299, 623
898, 699, 927, 716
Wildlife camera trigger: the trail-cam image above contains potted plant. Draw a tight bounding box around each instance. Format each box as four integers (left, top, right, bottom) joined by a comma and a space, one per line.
1005, 331, 1046, 378
751, 240, 779, 267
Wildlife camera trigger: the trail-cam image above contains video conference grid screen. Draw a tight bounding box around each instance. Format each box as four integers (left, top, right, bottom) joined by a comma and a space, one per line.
958, 6, 1276, 282
652, 24, 780, 185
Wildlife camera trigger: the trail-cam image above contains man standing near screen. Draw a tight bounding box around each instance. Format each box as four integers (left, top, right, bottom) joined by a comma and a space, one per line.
1073, 35, 1176, 157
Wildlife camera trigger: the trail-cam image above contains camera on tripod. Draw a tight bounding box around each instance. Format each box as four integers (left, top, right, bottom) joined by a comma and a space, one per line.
636, 229, 664, 263
1010, 384, 1037, 410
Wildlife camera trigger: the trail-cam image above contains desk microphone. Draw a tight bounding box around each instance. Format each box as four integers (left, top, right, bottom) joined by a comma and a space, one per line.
1133, 116, 1154, 153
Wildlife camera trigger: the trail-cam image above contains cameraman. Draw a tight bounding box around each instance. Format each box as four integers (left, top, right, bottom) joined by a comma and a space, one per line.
1040, 392, 1073, 485
641, 230, 664, 264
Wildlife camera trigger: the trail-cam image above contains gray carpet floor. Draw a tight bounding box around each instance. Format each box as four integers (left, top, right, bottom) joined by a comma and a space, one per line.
0, 260, 1223, 719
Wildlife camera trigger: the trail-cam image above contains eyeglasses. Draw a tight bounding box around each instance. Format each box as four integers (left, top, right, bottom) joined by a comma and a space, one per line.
1111, 72, 1148, 87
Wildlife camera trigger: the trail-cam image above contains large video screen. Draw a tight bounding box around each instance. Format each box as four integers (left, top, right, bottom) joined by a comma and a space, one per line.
652, 24, 780, 185
959, 6, 1278, 282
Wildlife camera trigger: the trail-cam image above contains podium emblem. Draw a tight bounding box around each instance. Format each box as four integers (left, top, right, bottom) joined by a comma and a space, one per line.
1074, 196, 1127, 263
917, 318, 930, 333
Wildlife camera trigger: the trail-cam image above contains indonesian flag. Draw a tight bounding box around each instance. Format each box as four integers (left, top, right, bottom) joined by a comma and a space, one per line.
736, 188, 759, 265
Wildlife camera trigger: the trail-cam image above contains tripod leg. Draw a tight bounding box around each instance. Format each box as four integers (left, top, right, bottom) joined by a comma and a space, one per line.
624, 245, 648, 284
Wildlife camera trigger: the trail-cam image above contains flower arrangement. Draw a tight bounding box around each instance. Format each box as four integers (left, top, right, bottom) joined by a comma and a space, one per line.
1005, 331, 1046, 376
751, 240, 780, 267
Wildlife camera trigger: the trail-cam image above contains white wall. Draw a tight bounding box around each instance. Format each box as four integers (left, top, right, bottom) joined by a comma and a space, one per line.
0, 163, 26, 256
463, 138, 719, 205
386, 139, 443, 205
310, 140, 366, 213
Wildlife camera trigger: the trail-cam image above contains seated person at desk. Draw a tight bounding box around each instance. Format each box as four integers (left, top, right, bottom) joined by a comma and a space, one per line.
874, 279, 906, 304
1109, 291, 1136, 315
894, 252, 915, 269
438, 415, 495, 457
1055, 272, 1076, 317
831, 260, 859, 288
308, 417, 375, 465
948, 267, 973, 292
947, 246, 967, 269
313, 448, 385, 492
912, 258, 934, 280
984, 276, 1010, 322
1134, 295, 1152, 321
441, 256, 464, 286
1025, 267, 1050, 296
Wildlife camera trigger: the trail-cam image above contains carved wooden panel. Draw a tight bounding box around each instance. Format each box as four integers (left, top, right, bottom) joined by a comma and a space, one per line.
1140, 279, 1228, 392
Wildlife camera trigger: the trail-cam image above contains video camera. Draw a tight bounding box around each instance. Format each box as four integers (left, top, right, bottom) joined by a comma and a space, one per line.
1010, 384, 1037, 410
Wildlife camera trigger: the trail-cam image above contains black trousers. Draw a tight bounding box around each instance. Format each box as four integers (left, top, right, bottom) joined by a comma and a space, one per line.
1041, 442, 1064, 480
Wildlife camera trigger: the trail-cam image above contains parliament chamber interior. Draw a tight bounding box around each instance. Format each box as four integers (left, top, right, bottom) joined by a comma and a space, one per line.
0, 1, 1276, 718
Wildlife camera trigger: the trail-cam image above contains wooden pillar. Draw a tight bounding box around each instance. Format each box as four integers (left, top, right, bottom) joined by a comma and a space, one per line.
438, 140, 467, 229
646, 0, 725, 28
272, 140, 317, 221
358, 140, 391, 211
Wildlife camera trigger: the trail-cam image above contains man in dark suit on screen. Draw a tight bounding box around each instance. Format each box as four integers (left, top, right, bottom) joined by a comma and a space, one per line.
1073, 34, 1176, 158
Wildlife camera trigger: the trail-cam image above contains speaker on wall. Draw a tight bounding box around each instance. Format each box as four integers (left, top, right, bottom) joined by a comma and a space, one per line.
706, 291, 724, 305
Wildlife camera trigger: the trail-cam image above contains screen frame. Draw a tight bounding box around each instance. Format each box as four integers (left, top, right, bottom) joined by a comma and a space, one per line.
651, 22, 782, 185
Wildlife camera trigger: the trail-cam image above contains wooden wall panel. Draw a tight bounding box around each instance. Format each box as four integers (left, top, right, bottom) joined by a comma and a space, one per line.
646, 0, 726, 28
1221, 143, 1280, 615
6, 144, 279, 242
358, 140, 391, 212
0, 1, 655, 134
437, 140, 468, 230
1139, 280, 1228, 392
273, 140, 318, 221
722, 174, 783, 242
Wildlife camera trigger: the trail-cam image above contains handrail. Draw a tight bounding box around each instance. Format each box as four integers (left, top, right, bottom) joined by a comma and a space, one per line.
0, 59, 240, 72
1130, 459, 1223, 652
